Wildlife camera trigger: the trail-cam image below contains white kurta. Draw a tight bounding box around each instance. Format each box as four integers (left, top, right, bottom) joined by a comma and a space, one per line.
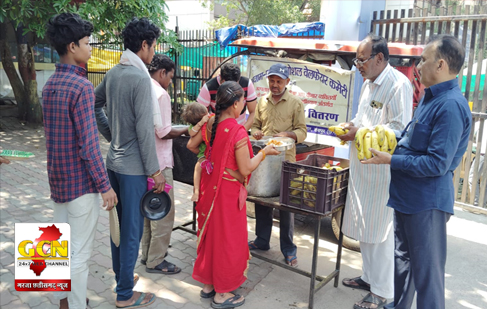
342, 64, 413, 243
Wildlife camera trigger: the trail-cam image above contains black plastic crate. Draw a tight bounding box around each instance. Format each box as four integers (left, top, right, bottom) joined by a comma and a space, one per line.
280, 154, 349, 215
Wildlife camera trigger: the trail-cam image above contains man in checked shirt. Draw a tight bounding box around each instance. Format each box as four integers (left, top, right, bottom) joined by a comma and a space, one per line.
43, 13, 117, 309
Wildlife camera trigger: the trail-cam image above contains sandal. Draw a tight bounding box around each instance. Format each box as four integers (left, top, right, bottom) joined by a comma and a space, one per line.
200, 289, 216, 299
211, 294, 245, 309
248, 241, 260, 250
248, 240, 269, 251
353, 292, 387, 309
342, 276, 370, 291
146, 260, 181, 275
285, 255, 298, 267
116, 292, 155, 308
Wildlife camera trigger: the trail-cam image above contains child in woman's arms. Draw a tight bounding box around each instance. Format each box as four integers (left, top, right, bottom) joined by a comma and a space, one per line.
182, 102, 212, 201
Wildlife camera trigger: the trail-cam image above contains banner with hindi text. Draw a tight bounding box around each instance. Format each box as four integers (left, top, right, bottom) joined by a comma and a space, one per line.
248, 56, 354, 145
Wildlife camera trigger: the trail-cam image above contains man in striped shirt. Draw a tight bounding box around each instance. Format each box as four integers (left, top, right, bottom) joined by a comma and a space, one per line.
197, 62, 257, 131
338, 34, 413, 309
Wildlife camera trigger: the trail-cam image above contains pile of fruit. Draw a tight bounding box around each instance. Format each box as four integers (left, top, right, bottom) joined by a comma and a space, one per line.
354, 125, 397, 160
289, 163, 343, 208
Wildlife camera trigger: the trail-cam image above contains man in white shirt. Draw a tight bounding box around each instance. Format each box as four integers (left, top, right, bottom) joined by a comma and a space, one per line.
338, 34, 413, 309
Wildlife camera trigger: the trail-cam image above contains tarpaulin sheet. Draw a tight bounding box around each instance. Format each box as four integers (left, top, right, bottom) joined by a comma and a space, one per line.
215, 22, 324, 48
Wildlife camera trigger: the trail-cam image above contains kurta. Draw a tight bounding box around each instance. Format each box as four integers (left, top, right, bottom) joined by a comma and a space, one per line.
342, 64, 413, 243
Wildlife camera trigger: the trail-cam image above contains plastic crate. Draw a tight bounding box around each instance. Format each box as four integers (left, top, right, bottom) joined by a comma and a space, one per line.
280, 154, 349, 215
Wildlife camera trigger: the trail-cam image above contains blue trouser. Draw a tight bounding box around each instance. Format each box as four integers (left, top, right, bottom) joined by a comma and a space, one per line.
108, 170, 146, 301
385, 209, 450, 309
253, 203, 297, 258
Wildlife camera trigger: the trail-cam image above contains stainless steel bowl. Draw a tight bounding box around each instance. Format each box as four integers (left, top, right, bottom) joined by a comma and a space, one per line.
265, 137, 295, 152
249, 135, 273, 147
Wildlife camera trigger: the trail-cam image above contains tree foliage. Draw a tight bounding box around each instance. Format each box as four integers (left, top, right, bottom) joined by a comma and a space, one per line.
0, 0, 177, 124
201, 0, 321, 29
1, 0, 177, 46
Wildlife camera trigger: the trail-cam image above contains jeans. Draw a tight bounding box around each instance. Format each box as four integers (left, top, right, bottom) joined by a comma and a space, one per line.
108, 170, 146, 301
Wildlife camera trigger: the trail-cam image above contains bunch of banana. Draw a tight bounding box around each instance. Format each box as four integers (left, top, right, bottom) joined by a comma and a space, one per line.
329, 126, 350, 146
354, 125, 397, 160
289, 176, 318, 207
328, 126, 349, 136
321, 163, 344, 172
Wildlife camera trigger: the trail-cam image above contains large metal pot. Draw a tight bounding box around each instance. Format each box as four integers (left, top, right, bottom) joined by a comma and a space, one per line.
247, 145, 286, 197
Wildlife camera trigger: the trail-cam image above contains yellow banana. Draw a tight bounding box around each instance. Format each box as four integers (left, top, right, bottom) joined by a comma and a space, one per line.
375, 125, 385, 147
384, 128, 397, 154
357, 147, 365, 161
328, 126, 349, 136
354, 128, 368, 151
381, 135, 389, 152
364, 132, 372, 159
371, 131, 380, 152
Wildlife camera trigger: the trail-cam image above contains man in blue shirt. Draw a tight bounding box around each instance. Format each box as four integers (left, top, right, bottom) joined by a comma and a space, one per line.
363, 35, 472, 308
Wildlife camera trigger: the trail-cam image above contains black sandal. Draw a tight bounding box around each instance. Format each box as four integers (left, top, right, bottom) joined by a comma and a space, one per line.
342, 276, 370, 291
211, 294, 245, 309
353, 292, 387, 309
200, 289, 216, 299
146, 260, 181, 275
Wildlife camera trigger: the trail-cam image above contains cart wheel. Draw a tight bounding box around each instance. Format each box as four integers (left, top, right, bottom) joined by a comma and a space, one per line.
331, 208, 361, 252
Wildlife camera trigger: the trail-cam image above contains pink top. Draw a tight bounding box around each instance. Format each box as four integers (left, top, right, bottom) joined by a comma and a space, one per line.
152, 79, 173, 170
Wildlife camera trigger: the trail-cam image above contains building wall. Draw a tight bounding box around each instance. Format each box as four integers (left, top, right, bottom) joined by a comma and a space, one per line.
165, 0, 213, 30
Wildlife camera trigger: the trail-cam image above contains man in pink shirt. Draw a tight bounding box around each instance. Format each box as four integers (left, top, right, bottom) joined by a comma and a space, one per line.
197, 62, 257, 130
141, 54, 188, 274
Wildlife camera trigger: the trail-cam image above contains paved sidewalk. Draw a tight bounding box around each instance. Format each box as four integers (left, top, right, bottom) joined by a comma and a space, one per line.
1, 117, 487, 309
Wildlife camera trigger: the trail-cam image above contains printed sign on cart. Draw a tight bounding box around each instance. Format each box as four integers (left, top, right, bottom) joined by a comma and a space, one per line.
248, 56, 354, 145
15, 223, 71, 292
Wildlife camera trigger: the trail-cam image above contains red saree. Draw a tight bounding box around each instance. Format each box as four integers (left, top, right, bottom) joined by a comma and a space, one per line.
192, 118, 252, 293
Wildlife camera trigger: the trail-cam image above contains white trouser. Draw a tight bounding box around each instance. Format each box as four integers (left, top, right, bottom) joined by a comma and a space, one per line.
360, 227, 394, 299
52, 193, 100, 309
469, 155, 486, 207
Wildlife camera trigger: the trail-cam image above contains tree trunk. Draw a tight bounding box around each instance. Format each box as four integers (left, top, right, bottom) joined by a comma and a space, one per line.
15, 23, 43, 124
0, 22, 27, 119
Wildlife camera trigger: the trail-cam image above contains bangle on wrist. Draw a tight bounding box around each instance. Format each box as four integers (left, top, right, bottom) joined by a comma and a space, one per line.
258, 149, 266, 161
191, 126, 199, 133
151, 170, 162, 178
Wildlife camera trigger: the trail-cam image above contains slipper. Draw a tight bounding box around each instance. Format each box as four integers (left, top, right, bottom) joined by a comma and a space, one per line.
200, 289, 216, 299
116, 292, 155, 309
146, 260, 181, 275
353, 292, 387, 309
211, 294, 245, 309
113, 274, 139, 293
285, 255, 298, 267
248, 241, 269, 251
342, 276, 370, 291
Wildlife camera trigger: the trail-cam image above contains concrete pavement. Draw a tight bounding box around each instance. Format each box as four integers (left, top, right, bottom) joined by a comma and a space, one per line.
1, 116, 487, 309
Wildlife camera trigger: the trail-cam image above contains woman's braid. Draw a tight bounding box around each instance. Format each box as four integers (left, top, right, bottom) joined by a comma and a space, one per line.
210, 104, 222, 148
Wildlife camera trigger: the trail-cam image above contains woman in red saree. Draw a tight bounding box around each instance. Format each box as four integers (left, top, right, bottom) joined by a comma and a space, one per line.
188, 81, 279, 308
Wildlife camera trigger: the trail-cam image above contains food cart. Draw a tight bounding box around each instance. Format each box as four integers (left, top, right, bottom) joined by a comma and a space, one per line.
172, 38, 424, 308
